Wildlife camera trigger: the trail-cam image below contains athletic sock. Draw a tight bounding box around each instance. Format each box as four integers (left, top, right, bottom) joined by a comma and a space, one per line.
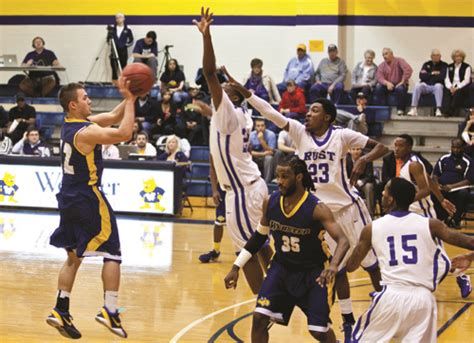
56, 290, 70, 312
339, 298, 355, 325
213, 242, 221, 252
104, 291, 119, 313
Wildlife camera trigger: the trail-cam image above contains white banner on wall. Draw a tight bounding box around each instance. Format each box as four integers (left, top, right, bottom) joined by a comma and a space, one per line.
0, 163, 175, 215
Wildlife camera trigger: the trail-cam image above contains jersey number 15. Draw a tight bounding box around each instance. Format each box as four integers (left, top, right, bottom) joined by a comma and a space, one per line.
386, 234, 418, 266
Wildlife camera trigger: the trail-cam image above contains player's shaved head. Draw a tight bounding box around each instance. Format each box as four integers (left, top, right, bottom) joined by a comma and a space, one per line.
384, 177, 416, 211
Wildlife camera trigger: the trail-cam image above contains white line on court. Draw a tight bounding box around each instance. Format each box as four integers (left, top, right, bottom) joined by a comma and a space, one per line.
170, 277, 371, 342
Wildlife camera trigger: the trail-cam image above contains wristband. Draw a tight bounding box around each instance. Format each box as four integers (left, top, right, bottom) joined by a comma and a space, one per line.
234, 249, 253, 268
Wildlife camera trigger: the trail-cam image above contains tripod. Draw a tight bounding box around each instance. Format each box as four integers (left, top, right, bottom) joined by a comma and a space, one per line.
157, 45, 173, 79
85, 29, 122, 84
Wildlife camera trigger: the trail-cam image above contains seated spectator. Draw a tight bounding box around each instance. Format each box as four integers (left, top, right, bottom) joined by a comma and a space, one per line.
7, 94, 36, 144
177, 89, 209, 145
335, 92, 368, 134
195, 67, 227, 96
11, 127, 50, 157
278, 80, 306, 120
277, 44, 314, 94
433, 138, 474, 228
150, 89, 178, 139
443, 49, 472, 117
374, 48, 413, 115
0, 105, 8, 133
133, 131, 157, 156
0, 131, 12, 155
135, 93, 160, 134
346, 146, 375, 216
310, 44, 347, 104
243, 58, 281, 105
407, 49, 447, 117
20, 36, 61, 97
249, 118, 276, 183
157, 135, 188, 162
461, 108, 474, 158
102, 144, 120, 160
274, 130, 296, 165
110, 13, 134, 84
132, 31, 158, 80
160, 58, 189, 105
351, 49, 377, 102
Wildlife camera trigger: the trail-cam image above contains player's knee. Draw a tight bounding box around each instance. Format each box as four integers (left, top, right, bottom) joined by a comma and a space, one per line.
309, 330, 328, 341
252, 312, 270, 331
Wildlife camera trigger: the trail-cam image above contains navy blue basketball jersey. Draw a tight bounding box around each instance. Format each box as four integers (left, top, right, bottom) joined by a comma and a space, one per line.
60, 118, 103, 187
266, 191, 330, 270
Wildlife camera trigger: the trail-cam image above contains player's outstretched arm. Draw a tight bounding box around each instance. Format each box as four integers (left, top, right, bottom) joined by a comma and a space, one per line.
224, 197, 271, 289
193, 7, 223, 109
350, 138, 389, 186
430, 218, 474, 251
88, 77, 136, 127
222, 66, 291, 131
346, 224, 373, 273
451, 252, 474, 273
427, 176, 456, 217
314, 203, 349, 286
408, 162, 432, 201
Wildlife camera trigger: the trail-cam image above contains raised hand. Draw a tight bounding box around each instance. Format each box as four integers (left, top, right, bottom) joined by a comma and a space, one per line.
192, 7, 214, 35
117, 76, 136, 101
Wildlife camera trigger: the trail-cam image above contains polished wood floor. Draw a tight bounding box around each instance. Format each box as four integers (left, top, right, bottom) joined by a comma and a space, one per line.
0, 207, 472, 342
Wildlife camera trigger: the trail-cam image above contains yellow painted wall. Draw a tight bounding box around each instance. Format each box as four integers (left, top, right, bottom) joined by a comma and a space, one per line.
1, 0, 472, 16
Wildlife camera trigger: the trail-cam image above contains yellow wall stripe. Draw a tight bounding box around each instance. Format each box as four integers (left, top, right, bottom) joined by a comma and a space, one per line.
1, 0, 472, 17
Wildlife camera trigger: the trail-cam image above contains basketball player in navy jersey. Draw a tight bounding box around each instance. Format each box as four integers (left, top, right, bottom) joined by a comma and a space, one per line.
46, 79, 135, 339
347, 178, 474, 342
225, 156, 349, 342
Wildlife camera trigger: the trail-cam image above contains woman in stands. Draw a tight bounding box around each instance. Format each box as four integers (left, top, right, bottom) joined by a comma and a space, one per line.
443, 49, 472, 117
157, 135, 188, 163
160, 59, 189, 106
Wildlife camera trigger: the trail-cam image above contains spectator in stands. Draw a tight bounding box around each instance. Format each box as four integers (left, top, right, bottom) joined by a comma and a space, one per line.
461, 108, 474, 158
0, 131, 12, 155
350, 49, 377, 102
132, 31, 158, 80
150, 89, 178, 139
20, 36, 61, 97
278, 80, 306, 120
407, 49, 448, 117
195, 67, 227, 96
135, 93, 160, 134
443, 49, 472, 117
110, 13, 134, 84
0, 105, 8, 133
160, 58, 189, 105
274, 130, 296, 164
374, 48, 413, 115
433, 138, 474, 228
249, 118, 276, 183
346, 146, 376, 216
157, 135, 188, 162
125, 119, 143, 144
335, 92, 369, 134
102, 144, 120, 160
277, 44, 314, 94
177, 88, 207, 145
243, 58, 281, 105
310, 44, 347, 104
133, 131, 157, 156
11, 127, 50, 157
7, 94, 36, 144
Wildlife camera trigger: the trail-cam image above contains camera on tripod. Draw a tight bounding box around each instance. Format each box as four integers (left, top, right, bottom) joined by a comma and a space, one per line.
164, 45, 174, 51
106, 25, 115, 41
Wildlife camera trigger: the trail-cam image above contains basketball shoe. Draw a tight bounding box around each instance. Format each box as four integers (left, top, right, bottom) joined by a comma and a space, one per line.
95, 306, 128, 338
46, 308, 82, 339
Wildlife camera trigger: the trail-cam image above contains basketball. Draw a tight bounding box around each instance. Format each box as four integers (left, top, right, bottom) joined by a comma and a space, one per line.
121, 63, 154, 96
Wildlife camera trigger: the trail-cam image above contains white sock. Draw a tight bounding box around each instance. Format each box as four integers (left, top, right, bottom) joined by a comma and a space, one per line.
104, 291, 118, 313
339, 298, 353, 314
58, 290, 71, 298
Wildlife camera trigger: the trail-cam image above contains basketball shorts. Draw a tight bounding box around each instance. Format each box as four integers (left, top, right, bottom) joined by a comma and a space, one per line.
224, 178, 268, 251
255, 261, 334, 333
352, 285, 436, 343
50, 185, 122, 262
215, 187, 226, 226
325, 197, 377, 270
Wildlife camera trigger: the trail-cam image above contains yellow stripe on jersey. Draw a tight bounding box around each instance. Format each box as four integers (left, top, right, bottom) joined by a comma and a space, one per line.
85, 186, 112, 252
318, 230, 332, 259
64, 118, 89, 123
85, 149, 98, 186
280, 191, 309, 219
324, 260, 335, 308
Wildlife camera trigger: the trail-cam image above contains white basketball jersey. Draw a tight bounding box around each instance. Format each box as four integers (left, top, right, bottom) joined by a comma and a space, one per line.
372, 212, 450, 291
288, 121, 368, 211
399, 154, 436, 218
209, 92, 261, 190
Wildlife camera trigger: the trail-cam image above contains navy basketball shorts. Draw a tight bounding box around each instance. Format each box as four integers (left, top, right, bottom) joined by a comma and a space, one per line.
50, 185, 122, 262
215, 187, 226, 226
254, 261, 334, 333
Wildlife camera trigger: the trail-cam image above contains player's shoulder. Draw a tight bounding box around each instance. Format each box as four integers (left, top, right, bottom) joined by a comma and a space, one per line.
268, 190, 281, 208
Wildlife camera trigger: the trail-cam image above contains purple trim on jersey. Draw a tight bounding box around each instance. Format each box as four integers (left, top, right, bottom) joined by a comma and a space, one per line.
216, 132, 248, 241
225, 135, 255, 235
433, 248, 441, 291
418, 200, 428, 217
439, 252, 451, 286
389, 211, 410, 218
362, 260, 379, 272
352, 286, 387, 342
310, 125, 334, 147
355, 198, 368, 225
339, 159, 357, 203
425, 199, 434, 218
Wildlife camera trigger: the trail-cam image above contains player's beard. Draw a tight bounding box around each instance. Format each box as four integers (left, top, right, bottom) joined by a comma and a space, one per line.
284, 182, 297, 196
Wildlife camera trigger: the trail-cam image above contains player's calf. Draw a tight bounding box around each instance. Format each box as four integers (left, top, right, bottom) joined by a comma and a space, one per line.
251, 312, 271, 343
309, 328, 336, 342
